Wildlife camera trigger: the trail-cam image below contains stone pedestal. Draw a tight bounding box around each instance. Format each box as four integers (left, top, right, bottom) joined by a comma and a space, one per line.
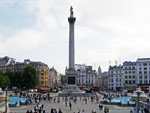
66, 69, 76, 85
59, 69, 85, 97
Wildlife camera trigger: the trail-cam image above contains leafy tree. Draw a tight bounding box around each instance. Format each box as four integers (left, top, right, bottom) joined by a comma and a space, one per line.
4, 71, 22, 88
0, 74, 10, 88
23, 65, 37, 89
61, 75, 67, 84
0, 74, 5, 88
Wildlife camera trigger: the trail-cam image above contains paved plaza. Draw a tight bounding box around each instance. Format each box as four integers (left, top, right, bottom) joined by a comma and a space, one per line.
10, 94, 133, 113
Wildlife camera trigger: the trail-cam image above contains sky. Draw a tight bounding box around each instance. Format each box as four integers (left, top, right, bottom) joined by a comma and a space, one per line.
0, 0, 150, 74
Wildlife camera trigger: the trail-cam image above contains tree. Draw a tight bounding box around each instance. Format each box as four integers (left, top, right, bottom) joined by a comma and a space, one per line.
0, 74, 5, 88
0, 74, 10, 89
61, 75, 67, 84
23, 65, 37, 89
4, 71, 22, 88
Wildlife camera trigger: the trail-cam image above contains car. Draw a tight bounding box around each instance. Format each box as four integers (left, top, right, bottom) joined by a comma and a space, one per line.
33, 89, 37, 92
29, 89, 33, 92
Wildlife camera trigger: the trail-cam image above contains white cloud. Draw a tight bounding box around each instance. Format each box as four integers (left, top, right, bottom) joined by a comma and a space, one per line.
1, 0, 150, 73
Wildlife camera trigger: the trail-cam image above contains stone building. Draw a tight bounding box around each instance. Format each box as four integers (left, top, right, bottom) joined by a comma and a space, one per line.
49, 67, 57, 88
123, 61, 137, 91
108, 65, 123, 91
75, 64, 98, 87
136, 58, 150, 85
0, 57, 49, 87
30, 61, 49, 87
98, 72, 108, 90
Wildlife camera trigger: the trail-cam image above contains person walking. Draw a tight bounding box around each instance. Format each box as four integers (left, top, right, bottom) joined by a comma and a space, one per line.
69, 101, 72, 110
65, 100, 67, 107
58, 108, 63, 113
51, 108, 54, 113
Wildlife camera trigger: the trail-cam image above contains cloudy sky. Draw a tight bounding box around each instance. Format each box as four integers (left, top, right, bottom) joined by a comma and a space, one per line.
0, 0, 150, 74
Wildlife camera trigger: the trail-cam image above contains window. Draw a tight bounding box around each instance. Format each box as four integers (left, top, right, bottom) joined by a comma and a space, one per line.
145, 76, 147, 79
143, 63, 147, 66
133, 80, 135, 84
129, 81, 132, 84
144, 67, 147, 70
129, 67, 131, 70
132, 71, 135, 74
140, 80, 142, 84
139, 71, 142, 74
125, 71, 128, 74
129, 76, 131, 78
140, 76, 142, 79
133, 76, 135, 78
144, 71, 147, 74
129, 71, 131, 74
125, 80, 128, 84
125, 76, 128, 78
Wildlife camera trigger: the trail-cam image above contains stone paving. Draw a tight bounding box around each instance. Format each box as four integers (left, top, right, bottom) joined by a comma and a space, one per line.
10, 95, 134, 113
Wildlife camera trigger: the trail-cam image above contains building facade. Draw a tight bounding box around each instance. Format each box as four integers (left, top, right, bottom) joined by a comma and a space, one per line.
75, 64, 98, 87
136, 58, 150, 85
49, 67, 58, 88
98, 72, 108, 90
108, 65, 123, 91
123, 61, 137, 91
30, 62, 49, 87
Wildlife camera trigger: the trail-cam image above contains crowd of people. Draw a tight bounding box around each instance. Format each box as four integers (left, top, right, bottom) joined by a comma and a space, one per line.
9, 90, 112, 113
21, 92, 107, 113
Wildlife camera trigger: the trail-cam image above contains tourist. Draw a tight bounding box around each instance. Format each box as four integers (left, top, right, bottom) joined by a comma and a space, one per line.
69, 101, 72, 110
65, 100, 67, 107
104, 107, 107, 113
106, 107, 109, 113
51, 108, 54, 113
41, 104, 44, 109
58, 108, 63, 113
54, 109, 57, 113
82, 110, 85, 113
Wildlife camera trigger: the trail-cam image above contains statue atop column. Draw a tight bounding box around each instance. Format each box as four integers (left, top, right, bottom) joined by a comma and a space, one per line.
70, 6, 74, 17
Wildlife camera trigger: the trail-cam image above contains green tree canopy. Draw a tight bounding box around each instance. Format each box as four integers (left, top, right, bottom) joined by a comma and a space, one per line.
0, 74, 10, 89
23, 65, 37, 89
61, 75, 67, 84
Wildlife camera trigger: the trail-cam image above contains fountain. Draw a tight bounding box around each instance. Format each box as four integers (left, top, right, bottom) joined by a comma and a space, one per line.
130, 88, 148, 102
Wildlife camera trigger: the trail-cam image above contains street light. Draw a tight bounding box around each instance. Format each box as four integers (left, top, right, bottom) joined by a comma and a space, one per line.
5, 87, 8, 113
136, 90, 141, 113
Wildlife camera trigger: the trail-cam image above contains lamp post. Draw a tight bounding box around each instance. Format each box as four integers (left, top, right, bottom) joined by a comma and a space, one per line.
136, 90, 141, 113
5, 87, 8, 113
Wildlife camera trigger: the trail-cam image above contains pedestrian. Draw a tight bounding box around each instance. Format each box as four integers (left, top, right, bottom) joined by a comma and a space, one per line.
82, 110, 84, 113
58, 108, 63, 113
43, 110, 46, 113
65, 100, 67, 107
69, 101, 72, 110
26, 110, 29, 113
106, 107, 109, 113
54, 109, 57, 113
41, 104, 44, 109
104, 107, 107, 113
51, 108, 54, 113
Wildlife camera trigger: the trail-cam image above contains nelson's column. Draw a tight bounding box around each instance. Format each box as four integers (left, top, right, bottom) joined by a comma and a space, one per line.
67, 6, 76, 85
59, 6, 85, 96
